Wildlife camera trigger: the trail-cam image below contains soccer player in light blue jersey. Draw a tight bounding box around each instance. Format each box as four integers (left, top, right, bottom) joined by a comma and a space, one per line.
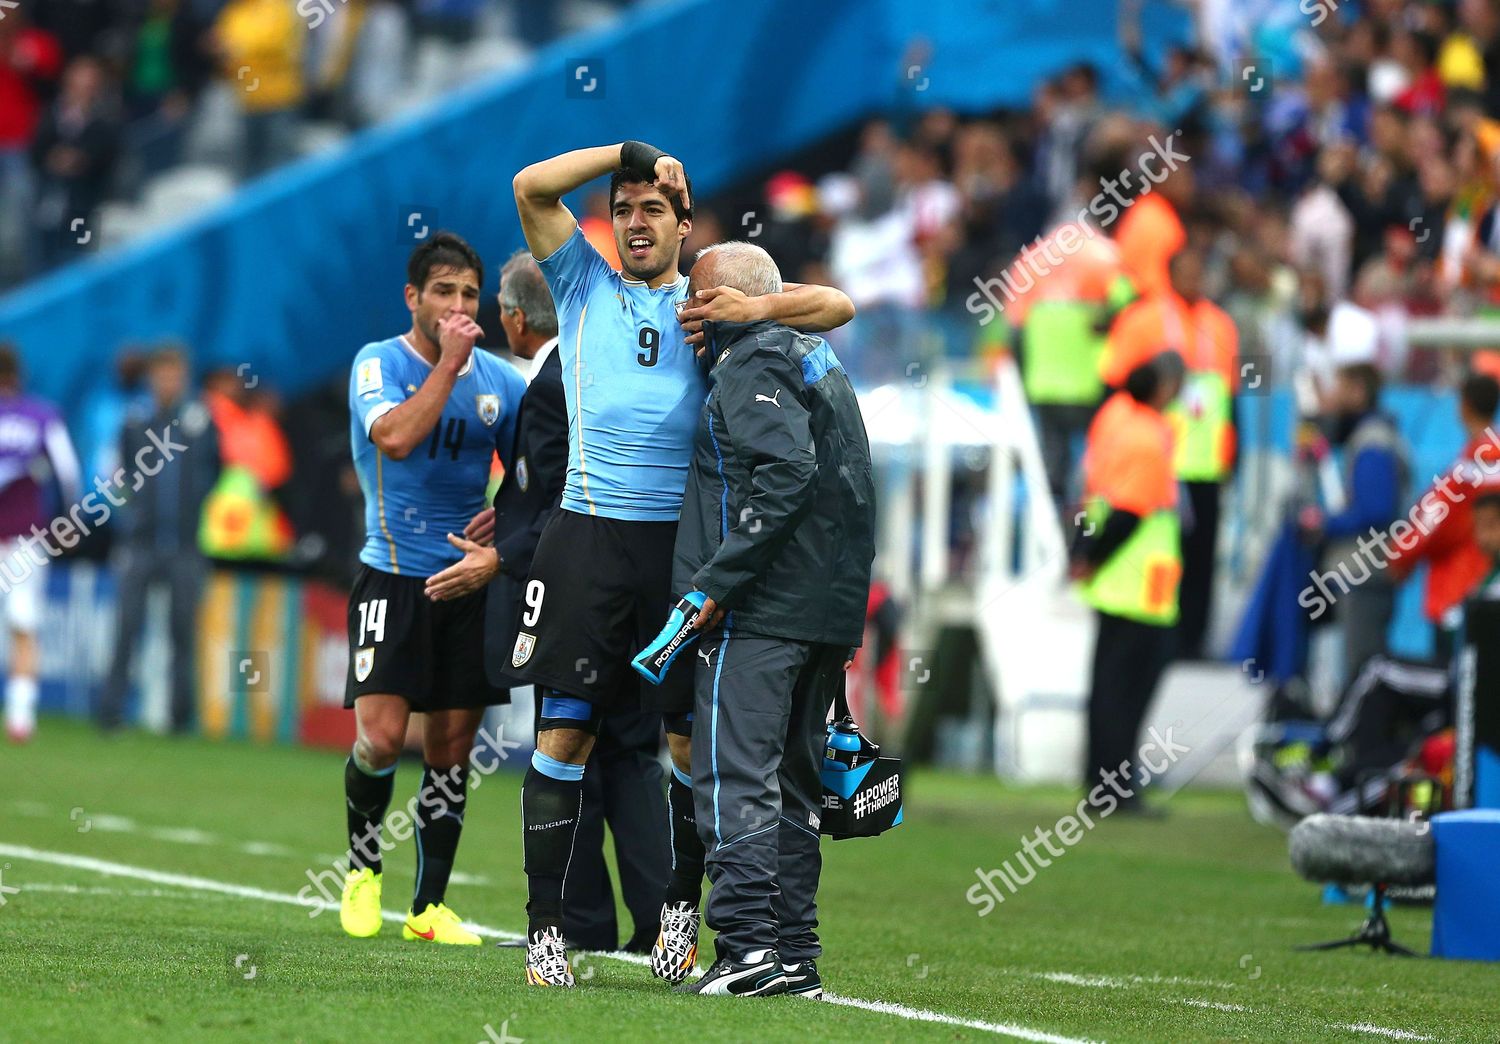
509, 140, 854, 987
338, 232, 527, 946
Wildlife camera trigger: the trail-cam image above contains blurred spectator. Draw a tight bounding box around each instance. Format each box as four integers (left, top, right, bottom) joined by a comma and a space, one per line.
1112, 148, 1191, 300
1289, 143, 1357, 301
347, 0, 412, 130
0, 11, 63, 281
1072, 350, 1186, 815
280, 372, 364, 582
30, 55, 120, 272
1106, 250, 1239, 659
0, 343, 82, 743
97, 348, 220, 733
212, 0, 305, 177
1008, 209, 1125, 508
1293, 267, 1381, 412
754, 171, 830, 286
1389, 372, 1500, 662
123, 0, 212, 184
1299, 363, 1410, 688
826, 120, 928, 383
945, 122, 1045, 308
30, 0, 114, 61
74, 349, 152, 561
1035, 63, 1101, 214
199, 369, 295, 562
1121, 12, 1213, 137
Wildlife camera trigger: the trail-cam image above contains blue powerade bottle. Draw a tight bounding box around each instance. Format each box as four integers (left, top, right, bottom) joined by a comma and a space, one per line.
631, 592, 708, 684
824, 717, 872, 771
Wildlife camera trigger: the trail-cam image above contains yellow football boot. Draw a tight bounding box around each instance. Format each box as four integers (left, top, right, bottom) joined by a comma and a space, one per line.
402, 903, 482, 945
340, 868, 383, 938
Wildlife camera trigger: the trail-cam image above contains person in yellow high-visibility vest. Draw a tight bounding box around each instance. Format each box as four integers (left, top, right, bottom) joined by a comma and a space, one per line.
1071, 349, 1185, 816
1101, 250, 1238, 659
1008, 227, 1132, 507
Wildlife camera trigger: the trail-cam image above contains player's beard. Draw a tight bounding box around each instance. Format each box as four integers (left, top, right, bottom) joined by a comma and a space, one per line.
622, 241, 679, 284
418, 314, 443, 351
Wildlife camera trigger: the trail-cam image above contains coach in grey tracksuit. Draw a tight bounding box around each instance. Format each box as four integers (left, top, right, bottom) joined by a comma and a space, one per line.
673, 243, 876, 969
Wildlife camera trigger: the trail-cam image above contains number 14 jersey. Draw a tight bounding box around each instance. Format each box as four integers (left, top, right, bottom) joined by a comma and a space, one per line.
348, 333, 525, 577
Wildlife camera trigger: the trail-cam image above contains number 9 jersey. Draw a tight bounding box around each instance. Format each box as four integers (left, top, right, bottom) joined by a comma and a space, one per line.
348, 333, 526, 578
536, 226, 703, 521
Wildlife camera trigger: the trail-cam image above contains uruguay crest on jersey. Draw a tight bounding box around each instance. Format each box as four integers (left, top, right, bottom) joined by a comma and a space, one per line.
476, 393, 500, 426
354, 647, 374, 682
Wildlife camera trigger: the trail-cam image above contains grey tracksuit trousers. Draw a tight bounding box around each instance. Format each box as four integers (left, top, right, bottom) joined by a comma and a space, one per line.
691, 625, 846, 963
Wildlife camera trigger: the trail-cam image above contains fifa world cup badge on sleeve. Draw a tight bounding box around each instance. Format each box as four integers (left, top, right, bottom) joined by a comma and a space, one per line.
820, 715, 903, 839
357, 358, 382, 395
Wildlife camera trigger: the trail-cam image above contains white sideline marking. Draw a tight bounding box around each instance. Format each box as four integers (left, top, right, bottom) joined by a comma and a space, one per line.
1333, 1025, 1434, 1042
1176, 999, 1247, 1013
147, 827, 215, 845
820, 996, 1100, 1043
22, 883, 210, 899
1029, 967, 1436, 1041
11, 801, 296, 859
0, 844, 1093, 1044
239, 841, 295, 858
1034, 971, 1236, 991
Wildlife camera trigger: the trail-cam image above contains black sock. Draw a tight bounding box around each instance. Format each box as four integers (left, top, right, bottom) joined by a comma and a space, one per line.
345, 753, 396, 874
522, 751, 584, 936
413, 763, 469, 914
665, 766, 704, 907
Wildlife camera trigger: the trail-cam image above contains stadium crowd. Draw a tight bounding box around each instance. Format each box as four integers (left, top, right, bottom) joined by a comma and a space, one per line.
12, 0, 1500, 803
0, 0, 641, 284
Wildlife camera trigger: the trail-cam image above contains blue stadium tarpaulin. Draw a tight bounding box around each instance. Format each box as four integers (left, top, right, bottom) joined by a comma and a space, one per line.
0, 0, 1187, 411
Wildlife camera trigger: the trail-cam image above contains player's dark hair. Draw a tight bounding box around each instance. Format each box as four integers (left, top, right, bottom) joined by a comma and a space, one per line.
0, 342, 19, 387
1462, 372, 1500, 419
608, 169, 694, 222
1475, 490, 1500, 516
407, 232, 484, 294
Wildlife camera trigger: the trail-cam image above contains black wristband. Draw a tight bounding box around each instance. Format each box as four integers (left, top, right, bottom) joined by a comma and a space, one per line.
620, 140, 666, 177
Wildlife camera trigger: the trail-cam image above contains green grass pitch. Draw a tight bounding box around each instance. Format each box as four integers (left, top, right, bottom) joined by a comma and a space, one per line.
1, 720, 1495, 1042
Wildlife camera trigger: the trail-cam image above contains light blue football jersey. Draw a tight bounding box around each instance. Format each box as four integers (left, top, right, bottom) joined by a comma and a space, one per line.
536, 226, 704, 521
348, 335, 525, 577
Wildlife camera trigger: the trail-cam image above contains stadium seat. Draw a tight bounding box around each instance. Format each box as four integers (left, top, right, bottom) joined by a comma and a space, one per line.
95, 202, 154, 251
142, 166, 237, 228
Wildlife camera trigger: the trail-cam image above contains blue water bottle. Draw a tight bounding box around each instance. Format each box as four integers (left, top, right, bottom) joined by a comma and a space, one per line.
631, 591, 708, 684
824, 718, 864, 771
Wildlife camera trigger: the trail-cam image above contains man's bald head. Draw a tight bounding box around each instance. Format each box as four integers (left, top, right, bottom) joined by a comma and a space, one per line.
688, 241, 783, 298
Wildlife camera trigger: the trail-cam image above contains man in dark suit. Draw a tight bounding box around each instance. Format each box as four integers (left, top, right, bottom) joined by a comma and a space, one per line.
425, 250, 669, 952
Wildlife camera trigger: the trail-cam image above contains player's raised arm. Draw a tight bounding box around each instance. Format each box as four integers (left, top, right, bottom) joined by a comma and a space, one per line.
370, 312, 480, 460
512, 142, 690, 261
512, 144, 620, 260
